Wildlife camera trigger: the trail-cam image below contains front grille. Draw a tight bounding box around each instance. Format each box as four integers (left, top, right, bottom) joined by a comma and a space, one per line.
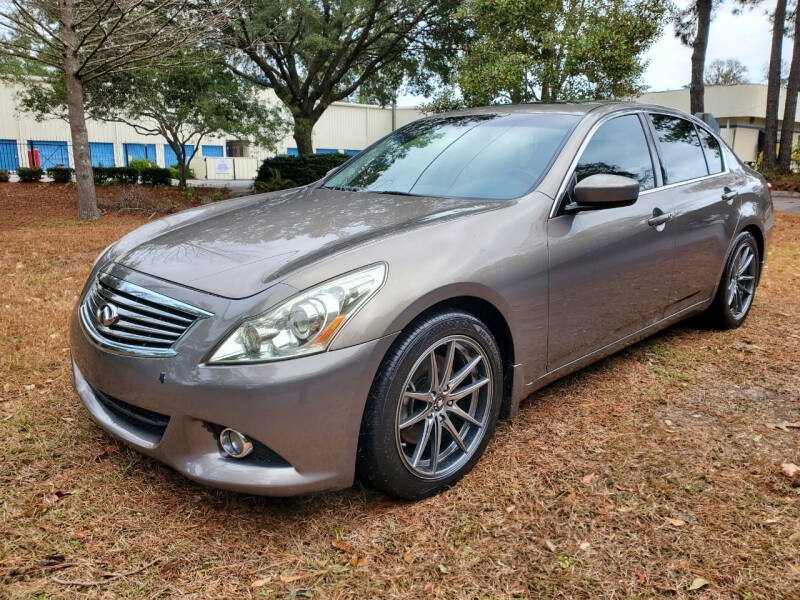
80, 273, 212, 356
93, 387, 170, 438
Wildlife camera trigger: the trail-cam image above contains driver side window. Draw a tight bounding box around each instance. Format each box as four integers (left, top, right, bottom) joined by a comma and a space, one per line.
575, 114, 655, 191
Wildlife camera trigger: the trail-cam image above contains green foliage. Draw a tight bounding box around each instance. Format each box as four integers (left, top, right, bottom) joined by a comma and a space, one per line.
256, 154, 350, 187
47, 166, 74, 183
228, 1, 463, 153
17, 167, 43, 183
0, 169, 9, 182
140, 168, 172, 186
127, 159, 159, 173
453, 0, 668, 105
168, 165, 195, 180
109, 167, 139, 185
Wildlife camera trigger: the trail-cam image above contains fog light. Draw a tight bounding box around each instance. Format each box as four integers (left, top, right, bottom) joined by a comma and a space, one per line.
219, 428, 253, 458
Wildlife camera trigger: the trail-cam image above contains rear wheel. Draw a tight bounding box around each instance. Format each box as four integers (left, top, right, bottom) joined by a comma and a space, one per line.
703, 231, 760, 329
357, 310, 503, 499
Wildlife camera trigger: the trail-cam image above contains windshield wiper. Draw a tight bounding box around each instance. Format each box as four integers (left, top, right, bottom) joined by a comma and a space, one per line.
371, 190, 418, 196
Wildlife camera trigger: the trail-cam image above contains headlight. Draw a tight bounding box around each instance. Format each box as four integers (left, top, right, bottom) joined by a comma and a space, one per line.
208, 263, 386, 364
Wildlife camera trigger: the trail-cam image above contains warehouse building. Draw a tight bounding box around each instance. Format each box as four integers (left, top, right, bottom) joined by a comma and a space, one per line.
0, 83, 423, 178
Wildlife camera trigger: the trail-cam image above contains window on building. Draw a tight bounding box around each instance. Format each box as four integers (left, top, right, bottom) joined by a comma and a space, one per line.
575, 115, 655, 190
649, 114, 709, 184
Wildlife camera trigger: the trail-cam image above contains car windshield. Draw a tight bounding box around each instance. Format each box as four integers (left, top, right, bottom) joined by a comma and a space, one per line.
323, 112, 581, 200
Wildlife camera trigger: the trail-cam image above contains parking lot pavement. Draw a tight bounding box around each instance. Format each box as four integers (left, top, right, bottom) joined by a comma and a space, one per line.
772, 194, 800, 213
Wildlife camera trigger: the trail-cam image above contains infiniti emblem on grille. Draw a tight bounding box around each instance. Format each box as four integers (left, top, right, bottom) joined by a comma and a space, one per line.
95, 303, 118, 327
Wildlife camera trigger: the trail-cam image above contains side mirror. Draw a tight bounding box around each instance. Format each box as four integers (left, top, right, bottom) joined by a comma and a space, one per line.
566, 174, 640, 213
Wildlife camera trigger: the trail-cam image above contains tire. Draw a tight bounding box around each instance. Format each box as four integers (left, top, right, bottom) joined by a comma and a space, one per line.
357, 310, 503, 500
702, 231, 760, 330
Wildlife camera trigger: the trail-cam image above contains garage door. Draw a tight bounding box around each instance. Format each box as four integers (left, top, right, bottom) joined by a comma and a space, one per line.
163, 144, 195, 167
0, 139, 19, 170
202, 145, 224, 157
123, 143, 156, 165
89, 142, 115, 167
29, 140, 69, 169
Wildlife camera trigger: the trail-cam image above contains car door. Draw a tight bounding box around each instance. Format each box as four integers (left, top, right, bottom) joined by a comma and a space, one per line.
645, 114, 741, 314
547, 113, 675, 371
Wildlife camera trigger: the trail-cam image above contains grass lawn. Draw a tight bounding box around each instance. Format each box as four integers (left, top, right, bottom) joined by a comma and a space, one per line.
1, 183, 799, 599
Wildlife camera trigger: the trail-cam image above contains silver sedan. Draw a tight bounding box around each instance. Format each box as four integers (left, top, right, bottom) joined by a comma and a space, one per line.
70, 103, 773, 499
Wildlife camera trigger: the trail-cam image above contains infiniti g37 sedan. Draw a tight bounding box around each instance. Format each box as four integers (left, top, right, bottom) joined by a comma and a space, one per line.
71, 103, 773, 499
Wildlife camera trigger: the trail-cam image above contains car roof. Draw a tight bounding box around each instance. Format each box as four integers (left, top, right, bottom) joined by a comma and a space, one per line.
432, 101, 696, 120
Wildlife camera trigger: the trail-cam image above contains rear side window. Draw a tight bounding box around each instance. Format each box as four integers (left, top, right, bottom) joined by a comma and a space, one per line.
649, 114, 708, 183
697, 128, 724, 174
575, 114, 655, 191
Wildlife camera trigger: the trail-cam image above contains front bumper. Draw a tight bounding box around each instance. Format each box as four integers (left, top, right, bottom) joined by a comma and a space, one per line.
70, 265, 397, 496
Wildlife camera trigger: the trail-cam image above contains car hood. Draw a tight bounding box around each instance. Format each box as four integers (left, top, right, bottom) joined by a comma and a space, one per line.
116, 186, 501, 299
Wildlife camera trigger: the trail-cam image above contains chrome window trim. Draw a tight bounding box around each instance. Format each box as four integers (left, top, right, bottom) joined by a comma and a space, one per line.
79, 273, 213, 358
549, 108, 730, 219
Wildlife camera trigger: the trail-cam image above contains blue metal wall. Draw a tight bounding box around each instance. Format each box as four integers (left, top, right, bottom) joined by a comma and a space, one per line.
344, 149, 360, 156
315, 148, 338, 155
202, 145, 224, 157
88, 142, 115, 167
287, 147, 299, 157
29, 141, 69, 169
163, 144, 195, 168
123, 143, 156, 165
0, 139, 19, 170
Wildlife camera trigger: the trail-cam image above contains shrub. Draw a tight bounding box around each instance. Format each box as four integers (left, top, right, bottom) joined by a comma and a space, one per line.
93, 167, 111, 184
109, 166, 139, 184
140, 167, 172, 186
47, 166, 74, 183
254, 177, 299, 193
0, 169, 9, 182
256, 153, 350, 186
127, 158, 158, 173
17, 167, 44, 183
168, 164, 196, 180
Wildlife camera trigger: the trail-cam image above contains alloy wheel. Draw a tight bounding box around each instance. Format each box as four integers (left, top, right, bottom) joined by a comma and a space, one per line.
727, 243, 757, 319
395, 335, 493, 480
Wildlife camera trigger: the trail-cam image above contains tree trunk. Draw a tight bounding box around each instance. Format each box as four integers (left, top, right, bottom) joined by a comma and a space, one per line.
59, 0, 99, 220
778, 6, 800, 172
690, 0, 712, 115
764, 0, 788, 171
292, 115, 315, 155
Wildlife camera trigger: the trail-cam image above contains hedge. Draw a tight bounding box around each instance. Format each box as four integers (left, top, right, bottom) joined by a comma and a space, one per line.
140, 167, 172, 186
18, 167, 44, 183
256, 153, 351, 187
93, 166, 138, 184
0, 169, 9, 183
47, 166, 74, 183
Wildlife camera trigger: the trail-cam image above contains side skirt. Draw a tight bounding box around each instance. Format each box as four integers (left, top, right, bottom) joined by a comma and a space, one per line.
524, 298, 712, 397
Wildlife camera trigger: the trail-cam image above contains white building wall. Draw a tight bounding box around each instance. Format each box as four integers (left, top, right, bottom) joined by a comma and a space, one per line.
0, 82, 424, 173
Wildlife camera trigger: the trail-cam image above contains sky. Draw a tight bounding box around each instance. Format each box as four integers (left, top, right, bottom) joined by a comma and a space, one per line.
397, 0, 789, 107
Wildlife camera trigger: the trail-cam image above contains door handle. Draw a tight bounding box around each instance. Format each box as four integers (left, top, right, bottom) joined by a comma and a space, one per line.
722, 187, 738, 204
648, 211, 674, 227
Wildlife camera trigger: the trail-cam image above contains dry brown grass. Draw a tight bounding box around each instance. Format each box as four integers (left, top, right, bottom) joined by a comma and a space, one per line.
1, 184, 799, 599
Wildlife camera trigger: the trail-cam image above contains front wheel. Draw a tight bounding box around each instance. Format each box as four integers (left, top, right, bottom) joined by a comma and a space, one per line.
357, 310, 503, 499
703, 231, 760, 329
